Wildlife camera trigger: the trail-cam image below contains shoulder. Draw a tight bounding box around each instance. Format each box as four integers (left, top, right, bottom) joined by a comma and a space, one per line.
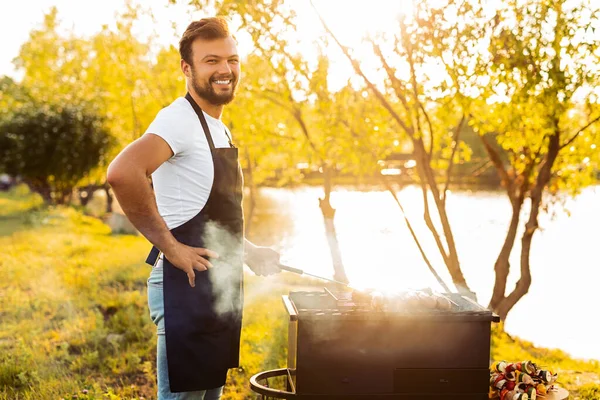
145, 97, 197, 155
153, 97, 196, 130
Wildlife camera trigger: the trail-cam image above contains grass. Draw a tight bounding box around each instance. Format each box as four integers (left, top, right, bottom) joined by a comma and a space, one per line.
0, 185, 598, 399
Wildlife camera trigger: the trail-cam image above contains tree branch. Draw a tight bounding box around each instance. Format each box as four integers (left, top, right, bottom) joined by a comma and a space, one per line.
442, 114, 465, 203
340, 119, 451, 292
383, 177, 451, 293
254, 91, 297, 115
559, 114, 600, 150
469, 159, 492, 177
479, 133, 514, 201
419, 177, 450, 267
404, 28, 435, 160
292, 107, 324, 162
310, 1, 414, 138
254, 90, 322, 157
370, 40, 412, 118
424, 102, 435, 157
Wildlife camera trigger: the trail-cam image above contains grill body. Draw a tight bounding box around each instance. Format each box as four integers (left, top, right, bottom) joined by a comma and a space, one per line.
284, 290, 499, 398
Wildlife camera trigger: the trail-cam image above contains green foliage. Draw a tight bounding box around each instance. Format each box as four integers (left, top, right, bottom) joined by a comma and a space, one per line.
578, 383, 600, 400
226, 54, 307, 187
460, 0, 600, 196
0, 103, 114, 204
0, 77, 33, 124
12, 6, 173, 188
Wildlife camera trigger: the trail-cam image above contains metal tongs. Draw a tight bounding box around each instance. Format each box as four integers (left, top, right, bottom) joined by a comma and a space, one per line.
278, 264, 350, 287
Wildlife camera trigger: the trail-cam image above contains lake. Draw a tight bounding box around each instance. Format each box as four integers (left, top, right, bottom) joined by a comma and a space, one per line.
244, 184, 600, 362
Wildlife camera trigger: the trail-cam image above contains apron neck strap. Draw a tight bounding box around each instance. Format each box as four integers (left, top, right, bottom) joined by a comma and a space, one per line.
185, 92, 215, 151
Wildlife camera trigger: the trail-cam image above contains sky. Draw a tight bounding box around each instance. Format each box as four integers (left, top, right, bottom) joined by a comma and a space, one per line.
0, 0, 407, 90
0, 0, 197, 78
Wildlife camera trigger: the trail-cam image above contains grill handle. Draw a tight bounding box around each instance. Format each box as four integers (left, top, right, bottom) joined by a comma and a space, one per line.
278, 264, 350, 287
250, 368, 296, 399
278, 264, 303, 275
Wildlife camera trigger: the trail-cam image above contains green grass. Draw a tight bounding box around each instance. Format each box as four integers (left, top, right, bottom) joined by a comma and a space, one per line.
0, 186, 598, 399
0, 185, 44, 236
0, 187, 290, 399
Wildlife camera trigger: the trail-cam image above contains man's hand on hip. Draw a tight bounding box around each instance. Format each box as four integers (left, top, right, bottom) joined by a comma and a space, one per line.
163, 242, 219, 287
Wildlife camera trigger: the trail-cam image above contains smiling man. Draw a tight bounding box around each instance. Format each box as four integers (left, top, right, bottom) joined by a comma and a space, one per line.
107, 17, 281, 399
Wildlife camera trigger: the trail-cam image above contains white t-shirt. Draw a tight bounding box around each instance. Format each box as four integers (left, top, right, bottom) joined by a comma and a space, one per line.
144, 96, 233, 231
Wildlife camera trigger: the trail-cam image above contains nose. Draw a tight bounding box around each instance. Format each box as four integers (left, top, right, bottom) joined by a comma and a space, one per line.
217, 60, 232, 76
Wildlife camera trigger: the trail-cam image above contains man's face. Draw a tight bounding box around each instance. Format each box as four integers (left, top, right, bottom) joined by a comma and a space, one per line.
184, 36, 240, 106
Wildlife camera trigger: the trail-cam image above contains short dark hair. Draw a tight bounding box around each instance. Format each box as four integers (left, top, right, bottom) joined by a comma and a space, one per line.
179, 17, 231, 65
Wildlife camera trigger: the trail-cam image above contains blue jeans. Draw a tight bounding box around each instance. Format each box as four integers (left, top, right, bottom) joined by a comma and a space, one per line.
147, 262, 224, 400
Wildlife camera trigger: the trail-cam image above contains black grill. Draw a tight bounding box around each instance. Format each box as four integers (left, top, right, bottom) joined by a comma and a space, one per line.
250, 288, 500, 399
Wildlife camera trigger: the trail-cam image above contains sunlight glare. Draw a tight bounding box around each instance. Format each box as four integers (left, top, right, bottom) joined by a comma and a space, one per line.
303, 0, 412, 92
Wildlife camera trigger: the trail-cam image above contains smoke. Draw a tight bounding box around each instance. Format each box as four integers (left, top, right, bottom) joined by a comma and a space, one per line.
200, 221, 302, 317
200, 220, 245, 317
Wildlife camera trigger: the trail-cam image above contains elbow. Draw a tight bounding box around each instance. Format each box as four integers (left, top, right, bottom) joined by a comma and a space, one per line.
107, 158, 146, 189
106, 160, 124, 188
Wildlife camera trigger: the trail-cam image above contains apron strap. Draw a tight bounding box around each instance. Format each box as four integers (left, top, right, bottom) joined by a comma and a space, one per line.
185, 92, 216, 151
145, 246, 161, 266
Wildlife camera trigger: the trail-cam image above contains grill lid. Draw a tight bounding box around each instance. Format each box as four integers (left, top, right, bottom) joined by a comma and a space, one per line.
288, 288, 500, 322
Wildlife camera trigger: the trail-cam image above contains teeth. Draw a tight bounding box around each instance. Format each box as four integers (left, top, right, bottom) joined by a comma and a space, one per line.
214, 80, 231, 84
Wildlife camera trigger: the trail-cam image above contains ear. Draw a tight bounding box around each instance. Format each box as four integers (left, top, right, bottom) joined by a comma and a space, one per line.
181, 59, 191, 78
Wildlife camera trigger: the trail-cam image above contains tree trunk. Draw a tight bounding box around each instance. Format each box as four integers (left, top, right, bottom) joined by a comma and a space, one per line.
318, 164, 349, 284
78, 184, 97, 207
413, 139, 471, 296
488, 197, 524, 310
104, 183, 113, 214
495, 201, 536, 321
495, 131, 561, 320
29, 181, 52, 204
479, 133, 527, 313
53, 187, 72, 205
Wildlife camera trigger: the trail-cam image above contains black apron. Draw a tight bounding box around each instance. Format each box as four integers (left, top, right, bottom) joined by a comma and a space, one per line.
146, 93, 244, 392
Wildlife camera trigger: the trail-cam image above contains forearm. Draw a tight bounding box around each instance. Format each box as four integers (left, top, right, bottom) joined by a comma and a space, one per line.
109, 169, 177, 256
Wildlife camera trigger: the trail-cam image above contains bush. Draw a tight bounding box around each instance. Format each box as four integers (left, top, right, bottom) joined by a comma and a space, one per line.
0, 103, 114, 204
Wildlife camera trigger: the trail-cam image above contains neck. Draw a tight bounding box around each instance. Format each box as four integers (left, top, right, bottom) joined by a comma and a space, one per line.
188, 89, 223, 119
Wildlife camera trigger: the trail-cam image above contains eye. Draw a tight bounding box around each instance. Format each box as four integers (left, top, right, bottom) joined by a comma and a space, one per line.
206, 59, 217, 64
229, 59, 239, 64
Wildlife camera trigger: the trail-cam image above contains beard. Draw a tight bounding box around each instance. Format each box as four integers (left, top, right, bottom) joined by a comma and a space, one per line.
190, 69, 238, 106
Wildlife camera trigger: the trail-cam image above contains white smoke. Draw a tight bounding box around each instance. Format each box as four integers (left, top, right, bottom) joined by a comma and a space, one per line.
201, 220, 245, 317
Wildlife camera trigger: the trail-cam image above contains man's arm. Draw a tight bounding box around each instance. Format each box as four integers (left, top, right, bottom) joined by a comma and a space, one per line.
107, 134, 217, 287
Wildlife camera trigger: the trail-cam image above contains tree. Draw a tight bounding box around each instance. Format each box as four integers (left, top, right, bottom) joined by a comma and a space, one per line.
357, 0, 600, 317
13, 5, 170, 211
0, 103, 114, 204
312, 1, 475, 295
461, 0, 600, 319
315, 0, 600, 319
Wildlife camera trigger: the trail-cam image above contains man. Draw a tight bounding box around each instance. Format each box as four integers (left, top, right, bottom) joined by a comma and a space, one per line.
107, 17, 280, 399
